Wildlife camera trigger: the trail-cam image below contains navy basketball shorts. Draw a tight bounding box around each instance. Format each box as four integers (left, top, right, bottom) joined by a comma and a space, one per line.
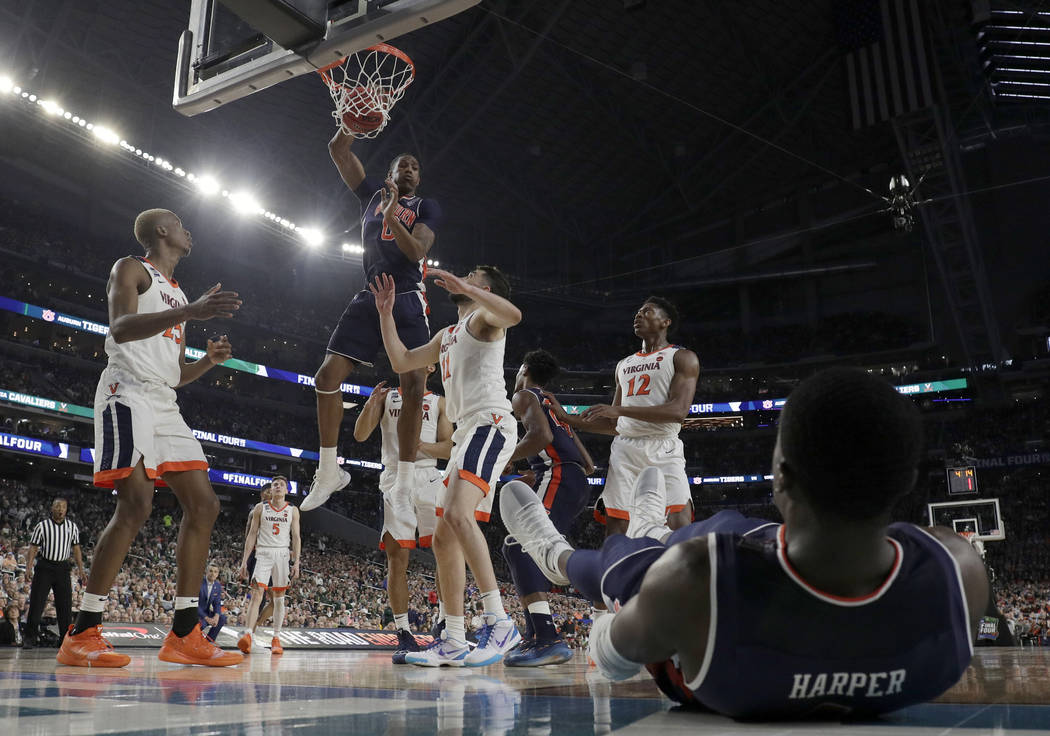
536, 462, 590, 534
566, 511, 778, 609
327, 289, 430, 367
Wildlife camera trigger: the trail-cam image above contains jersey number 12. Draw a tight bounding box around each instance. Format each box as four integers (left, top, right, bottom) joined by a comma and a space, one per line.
625, 374, 651, 397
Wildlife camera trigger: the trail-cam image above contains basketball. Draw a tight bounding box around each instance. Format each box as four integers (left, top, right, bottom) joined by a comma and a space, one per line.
341, 108, 385, 135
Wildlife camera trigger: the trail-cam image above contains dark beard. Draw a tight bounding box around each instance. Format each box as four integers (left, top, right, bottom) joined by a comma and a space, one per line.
449, 292, 472, 305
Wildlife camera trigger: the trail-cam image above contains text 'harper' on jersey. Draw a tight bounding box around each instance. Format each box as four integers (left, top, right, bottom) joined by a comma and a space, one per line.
788, 669, 906, 700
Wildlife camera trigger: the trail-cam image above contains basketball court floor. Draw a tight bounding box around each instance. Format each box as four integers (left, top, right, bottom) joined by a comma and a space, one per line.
2, 648, 1049, 735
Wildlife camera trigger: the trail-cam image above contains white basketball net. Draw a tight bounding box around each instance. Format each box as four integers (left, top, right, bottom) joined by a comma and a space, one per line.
319, 44, 415, 139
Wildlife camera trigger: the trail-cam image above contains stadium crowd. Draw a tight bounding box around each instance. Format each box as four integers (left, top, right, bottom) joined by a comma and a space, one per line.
0, 481, 592, 646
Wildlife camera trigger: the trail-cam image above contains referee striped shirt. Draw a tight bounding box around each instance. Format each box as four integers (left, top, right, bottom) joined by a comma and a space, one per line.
29, 518, 80, 563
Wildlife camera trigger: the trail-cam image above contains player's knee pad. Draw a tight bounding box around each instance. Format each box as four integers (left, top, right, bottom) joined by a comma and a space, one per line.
502, 535, 552, 596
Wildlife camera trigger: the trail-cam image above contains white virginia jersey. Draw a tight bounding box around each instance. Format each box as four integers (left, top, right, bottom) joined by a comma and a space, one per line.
439, 311, 512, 423
615, 345, 682, 439
380, 390, 441, 476
103, 257, 188, 387
257, 502, 293, 548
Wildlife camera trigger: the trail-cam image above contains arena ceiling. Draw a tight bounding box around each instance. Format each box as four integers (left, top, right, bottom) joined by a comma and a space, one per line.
0, 0, 1007, 299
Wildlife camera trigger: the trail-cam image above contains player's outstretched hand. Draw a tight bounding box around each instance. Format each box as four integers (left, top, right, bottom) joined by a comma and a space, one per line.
380, 178, 399, 221
186, 283, 241, 320
428, 268, 472, 297
582, 403, 620, 422
368, 274, 397, 315
366, 380, 391, 406
206, 335, 233, 365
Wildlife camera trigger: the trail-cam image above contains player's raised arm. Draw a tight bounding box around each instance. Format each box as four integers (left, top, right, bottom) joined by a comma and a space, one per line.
430, 268, 521, 330
108, 263, 240, 344
177, 334, 233, 388
370, 274, 443, 372
510, 389, 554, 463
353, 381, 391, 442
328, 128, 367, 192
924, 526, 991, 640
380, 179, 435, 262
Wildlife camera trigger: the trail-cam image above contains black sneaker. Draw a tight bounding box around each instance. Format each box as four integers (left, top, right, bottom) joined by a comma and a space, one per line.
391, 629, 422, 665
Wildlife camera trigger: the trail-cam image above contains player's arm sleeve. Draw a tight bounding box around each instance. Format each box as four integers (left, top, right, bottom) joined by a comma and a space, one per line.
352, 176, 383, 203
417, 198, 443, 233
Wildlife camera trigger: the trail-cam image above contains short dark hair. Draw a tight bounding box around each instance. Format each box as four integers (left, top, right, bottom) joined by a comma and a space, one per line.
523, 349, 560, 388
779, 367, 922, 519
475, 265, 511, 299
270, 475, 288, 486
644, 296, 679, 335
389, 153, 420, 175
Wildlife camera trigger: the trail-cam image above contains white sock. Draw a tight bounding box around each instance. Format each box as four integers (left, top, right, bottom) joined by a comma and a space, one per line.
481, 589, 505, 618
396, 461, 414, 489
394, 612, 410, 631
445, 615, 465, 643
319, 446, 337, 473
174, 596, 198, 610
81, 593, 107, 612
438, 600, 446, 624
273, 597, 285, 635
527, 601, 552, 616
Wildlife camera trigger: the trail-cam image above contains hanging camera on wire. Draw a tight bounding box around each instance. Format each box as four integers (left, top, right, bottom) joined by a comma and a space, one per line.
883, 172, 930, 233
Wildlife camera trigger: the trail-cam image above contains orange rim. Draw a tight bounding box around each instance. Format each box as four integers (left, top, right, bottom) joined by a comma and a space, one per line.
316, 43, 415, 83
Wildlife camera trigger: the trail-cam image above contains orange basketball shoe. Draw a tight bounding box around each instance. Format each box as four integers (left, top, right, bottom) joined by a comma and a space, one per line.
159, 624, 244, 667
270, 637, 283, 655
56, 625, 131, 668
237, 631, 252, 654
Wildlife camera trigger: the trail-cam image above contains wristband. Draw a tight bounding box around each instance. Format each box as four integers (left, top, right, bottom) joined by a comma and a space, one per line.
588, 613, 642, 681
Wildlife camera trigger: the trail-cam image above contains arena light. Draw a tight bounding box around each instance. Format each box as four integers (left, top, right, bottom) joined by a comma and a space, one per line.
91, 126, 121, 145
0, 76, 13, 94
194, 175, 220, 196
300, 228, 325, 247
342, 242, 353, 252
38, 99, 62, 115
228, 190, 263, 215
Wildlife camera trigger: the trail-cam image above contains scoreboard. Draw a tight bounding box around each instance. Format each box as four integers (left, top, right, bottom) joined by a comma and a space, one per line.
946, 466, 978, 495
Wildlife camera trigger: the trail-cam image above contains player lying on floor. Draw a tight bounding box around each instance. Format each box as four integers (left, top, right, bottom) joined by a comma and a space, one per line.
502, 367, 987, 720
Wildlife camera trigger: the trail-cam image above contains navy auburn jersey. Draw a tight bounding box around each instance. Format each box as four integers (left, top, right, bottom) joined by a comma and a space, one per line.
523, 388, 585, 475
353, 175, 442, 293
649, 522, 973, 719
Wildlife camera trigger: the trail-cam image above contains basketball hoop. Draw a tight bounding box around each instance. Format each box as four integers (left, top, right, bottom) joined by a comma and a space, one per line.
318, 44, 415, 139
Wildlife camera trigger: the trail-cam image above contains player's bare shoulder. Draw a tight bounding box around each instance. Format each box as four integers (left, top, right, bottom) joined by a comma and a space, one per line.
672, 347, 701, 373
109, 256, 150, 288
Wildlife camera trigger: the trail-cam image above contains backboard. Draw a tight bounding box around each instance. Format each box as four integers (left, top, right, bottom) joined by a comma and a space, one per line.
928, 498, 1005, 542
174, 0, 480, 116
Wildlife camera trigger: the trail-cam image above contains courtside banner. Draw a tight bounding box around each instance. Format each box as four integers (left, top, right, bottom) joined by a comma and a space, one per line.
100, 624, 434, 650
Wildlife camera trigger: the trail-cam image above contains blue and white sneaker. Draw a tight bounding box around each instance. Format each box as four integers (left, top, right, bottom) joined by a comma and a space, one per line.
391, 629, 421, 665
464, 615, 521, 667
503, 637, 573, 667
406, 635, 471, 667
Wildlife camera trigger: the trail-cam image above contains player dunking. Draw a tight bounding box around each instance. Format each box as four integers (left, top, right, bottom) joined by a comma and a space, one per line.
550, 298, 699, 535
502, 350, 595, 666
503, 368, 988, 719
238, 476, 301, 655
243, 484, 275, 629
353, 365, 453, 663
302, 128, 442, 518
372, 267, 522, 666
58, 209, 243, 668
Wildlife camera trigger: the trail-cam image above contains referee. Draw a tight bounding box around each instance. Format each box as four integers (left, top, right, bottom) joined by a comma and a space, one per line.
24, 498, 84, 647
